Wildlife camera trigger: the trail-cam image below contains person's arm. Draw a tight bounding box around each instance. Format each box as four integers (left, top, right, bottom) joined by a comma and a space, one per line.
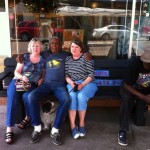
37, 69, 46, 86
66, 76, 75, 88
81, 76, 93, 87
14, 63, 29, 82
65, 56, 75, 88
124, 83, 150, 103
78, 55, 94, 90
78, 76, 93, 90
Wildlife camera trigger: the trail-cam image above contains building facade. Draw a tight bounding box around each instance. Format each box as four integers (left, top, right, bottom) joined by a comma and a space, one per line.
0, 0, 150, 72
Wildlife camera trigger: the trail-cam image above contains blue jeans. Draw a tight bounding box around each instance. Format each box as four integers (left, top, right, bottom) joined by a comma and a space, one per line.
27, 83, 70, 129
67, 81, 98, 110
6, 79, 37, 127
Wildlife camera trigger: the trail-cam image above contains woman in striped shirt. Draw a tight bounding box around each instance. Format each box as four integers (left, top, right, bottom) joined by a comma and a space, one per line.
65, 39, 98, 139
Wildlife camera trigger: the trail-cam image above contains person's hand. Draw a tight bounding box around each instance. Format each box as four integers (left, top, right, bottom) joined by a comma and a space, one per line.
37, 78, 44, 86
16, 54, 23, 63
22, 75, 29, 82
78, 84, 83, 90
142, 94, 150, 104
85, 52, 92, 61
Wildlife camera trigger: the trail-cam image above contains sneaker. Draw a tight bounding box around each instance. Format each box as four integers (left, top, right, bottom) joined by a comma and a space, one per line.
71, 127, 80, 139
79, 127, 86, 137
51, 132, 62, 145
118, 130, 128, 146
30, 131, 41, 144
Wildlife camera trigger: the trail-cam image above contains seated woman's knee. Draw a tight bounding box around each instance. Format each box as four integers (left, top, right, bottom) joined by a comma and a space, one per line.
78, 92, 87, 101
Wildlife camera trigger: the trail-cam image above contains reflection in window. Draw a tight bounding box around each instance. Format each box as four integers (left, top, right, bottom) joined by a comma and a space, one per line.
0, 0, 5, 12
8, 0, 144, 60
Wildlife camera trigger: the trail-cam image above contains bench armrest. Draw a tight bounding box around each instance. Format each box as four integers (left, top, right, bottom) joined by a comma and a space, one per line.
0, 71, 13, 81
0, 71, 13, 90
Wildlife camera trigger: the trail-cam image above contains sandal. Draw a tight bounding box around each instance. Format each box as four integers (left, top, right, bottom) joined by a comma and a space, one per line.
5, 132, 14, 144
17, 119, 30, 129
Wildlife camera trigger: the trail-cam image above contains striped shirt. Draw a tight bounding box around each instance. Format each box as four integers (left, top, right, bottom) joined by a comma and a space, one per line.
65, 53, 95, 81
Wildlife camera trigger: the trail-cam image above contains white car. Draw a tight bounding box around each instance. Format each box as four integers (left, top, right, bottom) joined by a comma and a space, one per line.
92, 25, 138, 40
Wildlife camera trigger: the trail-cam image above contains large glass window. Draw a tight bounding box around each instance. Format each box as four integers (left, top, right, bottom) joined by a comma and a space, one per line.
8, 0, 147, 60
132, 0, 150, 57
0, 0, 5, 12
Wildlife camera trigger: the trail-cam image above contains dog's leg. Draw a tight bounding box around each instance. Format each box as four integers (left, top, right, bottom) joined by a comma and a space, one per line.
43, 123, 49, 131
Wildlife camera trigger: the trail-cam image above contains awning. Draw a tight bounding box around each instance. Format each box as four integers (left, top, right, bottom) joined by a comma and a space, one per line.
56, 6, 131, 16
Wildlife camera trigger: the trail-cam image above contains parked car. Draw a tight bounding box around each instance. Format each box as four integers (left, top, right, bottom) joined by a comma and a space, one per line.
92, 25, 138, 40
13, 21, 40, 41
141, 26, 150, 40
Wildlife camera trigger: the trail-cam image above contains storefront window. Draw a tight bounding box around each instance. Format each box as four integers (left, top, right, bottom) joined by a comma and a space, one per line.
8, 0, 146, 60
0, 0, 5, 12
132, 0, 150, 57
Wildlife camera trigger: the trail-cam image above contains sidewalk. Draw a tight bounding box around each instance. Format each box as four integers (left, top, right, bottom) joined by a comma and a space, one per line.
1, 105, 150, 150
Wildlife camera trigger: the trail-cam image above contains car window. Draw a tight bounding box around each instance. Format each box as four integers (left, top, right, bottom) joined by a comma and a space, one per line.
109, 26, 118, 30
29, 22, 38, 28
113, 26, 119, 30
108, 26, 116, 30
18, 21, 27, 27
118, 26, 124, 30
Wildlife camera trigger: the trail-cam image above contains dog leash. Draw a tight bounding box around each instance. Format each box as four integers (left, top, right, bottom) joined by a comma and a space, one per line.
68, 84, 78, 93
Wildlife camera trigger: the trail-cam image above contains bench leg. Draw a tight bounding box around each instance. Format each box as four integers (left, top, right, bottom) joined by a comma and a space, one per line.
134, 98, 147, 126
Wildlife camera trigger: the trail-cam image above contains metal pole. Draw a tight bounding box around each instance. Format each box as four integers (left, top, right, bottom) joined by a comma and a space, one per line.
128, 0, 136, 58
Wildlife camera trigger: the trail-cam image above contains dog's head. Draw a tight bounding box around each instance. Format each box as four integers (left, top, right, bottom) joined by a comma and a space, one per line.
41, 101, 57, 113
42, 39, 49, 51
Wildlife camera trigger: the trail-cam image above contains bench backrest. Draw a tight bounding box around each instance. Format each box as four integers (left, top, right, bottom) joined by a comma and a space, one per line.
1, 57, 131, 99
94, 59, 131, 98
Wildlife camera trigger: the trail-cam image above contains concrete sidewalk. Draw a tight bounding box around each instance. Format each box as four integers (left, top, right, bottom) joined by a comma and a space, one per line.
1, 105, 150, 150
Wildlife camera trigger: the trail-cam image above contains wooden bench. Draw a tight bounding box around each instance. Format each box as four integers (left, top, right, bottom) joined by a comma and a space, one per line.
0, 56, 148, 126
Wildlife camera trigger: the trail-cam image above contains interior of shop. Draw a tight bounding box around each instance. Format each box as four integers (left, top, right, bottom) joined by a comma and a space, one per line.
0, 0, 150, 72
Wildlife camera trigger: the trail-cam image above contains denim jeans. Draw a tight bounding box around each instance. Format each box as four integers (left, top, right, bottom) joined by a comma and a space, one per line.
27, 82, 70, 129
6, 79, 37, 127
67, 80, 98, 110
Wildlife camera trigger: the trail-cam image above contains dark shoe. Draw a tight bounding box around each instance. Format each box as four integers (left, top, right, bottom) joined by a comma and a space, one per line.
30, 131, 41, 144
71, 127, 80, 139
118, 130, 128, 146
5, 132, 14, 144
17, 119, 30, 129
79, 127, 86, 137
51, 132, 62, 145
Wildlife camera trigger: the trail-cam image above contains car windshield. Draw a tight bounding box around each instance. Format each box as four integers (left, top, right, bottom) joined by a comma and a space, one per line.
107, 25, 129, 30
18, 21, 27, 27
28, 22, 39, 28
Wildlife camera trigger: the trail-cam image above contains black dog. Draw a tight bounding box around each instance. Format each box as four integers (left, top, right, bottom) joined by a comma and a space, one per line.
41, 101, 53, 113
40, 100, 58, 130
